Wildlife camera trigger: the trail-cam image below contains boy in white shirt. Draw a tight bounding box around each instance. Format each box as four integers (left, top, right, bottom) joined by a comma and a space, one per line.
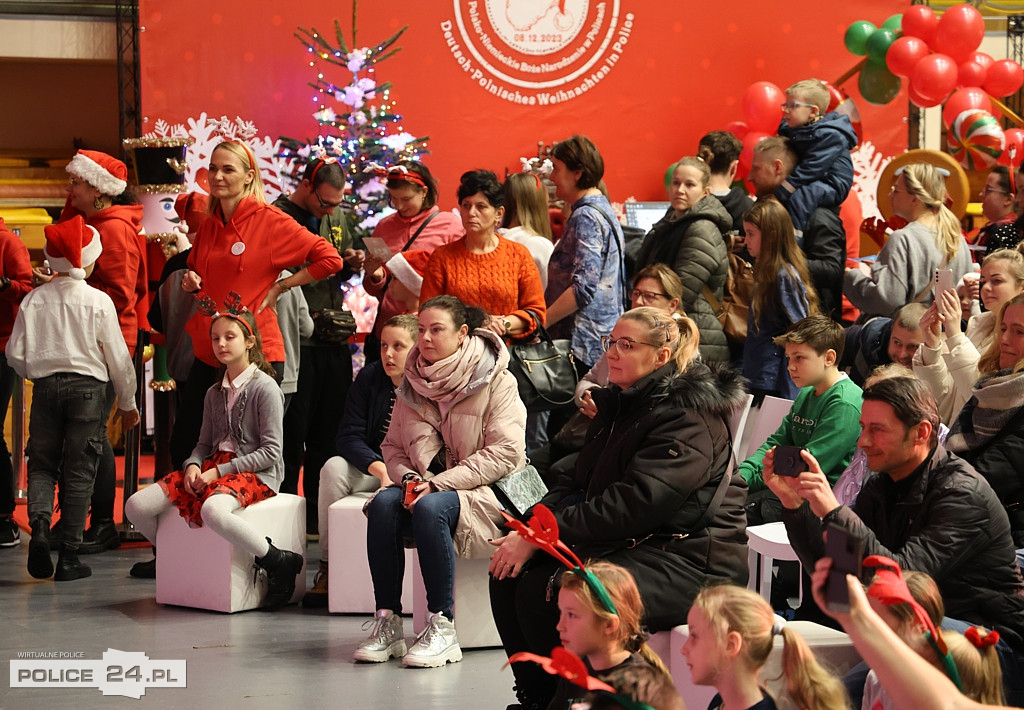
8, 216, 140, 581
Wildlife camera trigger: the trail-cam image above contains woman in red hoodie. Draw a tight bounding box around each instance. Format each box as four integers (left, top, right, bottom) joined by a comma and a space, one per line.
174, 141, 343, 462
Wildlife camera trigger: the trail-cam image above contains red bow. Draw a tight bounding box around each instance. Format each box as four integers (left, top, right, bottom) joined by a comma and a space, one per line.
507, 647, 615, 693
965, 626, 1000, 650
864, 555, 948, 655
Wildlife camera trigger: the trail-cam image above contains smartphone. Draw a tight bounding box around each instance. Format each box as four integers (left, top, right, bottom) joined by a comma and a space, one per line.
403, 479, 419, 506
933, 267, 953, 300
824, 523, 863, 613
773, 445, 808, 478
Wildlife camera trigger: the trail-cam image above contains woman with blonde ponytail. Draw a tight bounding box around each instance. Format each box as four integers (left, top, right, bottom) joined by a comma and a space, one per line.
683, 584, 849, 710
845, 162, 972, 319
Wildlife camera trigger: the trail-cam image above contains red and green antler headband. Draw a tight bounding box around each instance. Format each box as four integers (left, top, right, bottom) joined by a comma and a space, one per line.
501, 504, 617, 616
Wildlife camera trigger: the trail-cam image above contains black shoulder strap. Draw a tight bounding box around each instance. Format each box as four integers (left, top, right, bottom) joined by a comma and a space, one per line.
688, 415, 736, 533
401, 210, 440, 253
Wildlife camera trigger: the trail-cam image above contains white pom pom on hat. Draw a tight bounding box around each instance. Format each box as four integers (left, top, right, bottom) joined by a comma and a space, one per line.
44, 215, 103, 280
66, 149, 128, 197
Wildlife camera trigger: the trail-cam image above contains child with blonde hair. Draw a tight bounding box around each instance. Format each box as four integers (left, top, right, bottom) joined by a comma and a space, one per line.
549, 561, 674, 710
683, 584, 848, 710
944, 630, 1005, 706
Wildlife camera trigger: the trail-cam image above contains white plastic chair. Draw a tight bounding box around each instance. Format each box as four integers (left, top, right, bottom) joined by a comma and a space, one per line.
746, 521, 802, 606
728, 393, 754, 464
743, 395, 794, 459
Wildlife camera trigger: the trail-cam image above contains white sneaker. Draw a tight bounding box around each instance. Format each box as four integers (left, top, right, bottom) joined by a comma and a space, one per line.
402, 612, 462, 668
353, 609, 406, 663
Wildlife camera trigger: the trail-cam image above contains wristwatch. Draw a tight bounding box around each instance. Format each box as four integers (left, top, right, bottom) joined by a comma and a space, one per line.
0, 276, 10, 292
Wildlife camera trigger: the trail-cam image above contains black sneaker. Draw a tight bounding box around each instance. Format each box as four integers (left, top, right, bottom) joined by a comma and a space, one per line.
78, 519, 121, 555
0, 516, 21, 548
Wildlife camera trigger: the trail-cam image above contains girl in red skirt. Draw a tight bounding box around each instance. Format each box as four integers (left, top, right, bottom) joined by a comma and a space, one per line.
126, 306, 301, 610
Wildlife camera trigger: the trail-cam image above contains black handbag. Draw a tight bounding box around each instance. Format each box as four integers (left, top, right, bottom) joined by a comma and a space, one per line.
508, 311, 578, 412
311, 308, 356, 343
491, 464, 548, 520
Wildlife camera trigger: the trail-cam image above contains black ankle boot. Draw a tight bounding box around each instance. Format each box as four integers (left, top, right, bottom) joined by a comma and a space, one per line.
28, 519, 54, 579
254, 537, 303, 611
54, 547, 92, 581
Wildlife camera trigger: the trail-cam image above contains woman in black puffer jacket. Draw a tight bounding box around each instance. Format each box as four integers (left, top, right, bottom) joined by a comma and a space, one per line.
636, 157, 732, 363
488, 307, 749, 709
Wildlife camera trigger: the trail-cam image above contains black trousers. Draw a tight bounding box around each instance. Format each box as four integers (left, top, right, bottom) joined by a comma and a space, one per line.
489, 558, 563, 707
281, 345, 352, 532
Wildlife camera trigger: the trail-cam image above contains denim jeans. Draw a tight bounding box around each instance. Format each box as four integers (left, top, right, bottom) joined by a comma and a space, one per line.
26, 373, 107, 549
365, 486, 460, 620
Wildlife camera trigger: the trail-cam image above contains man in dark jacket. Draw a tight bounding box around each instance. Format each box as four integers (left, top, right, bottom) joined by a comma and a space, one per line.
766, 376, 1024, 656
840, 303, 926, 386
273, 158, 360, 536
749, 137, 846, 322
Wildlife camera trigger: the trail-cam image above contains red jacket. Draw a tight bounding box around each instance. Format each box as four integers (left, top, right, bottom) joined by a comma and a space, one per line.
61, 201, 147, 354
0, 218, 33, 352
186, 198, 344, 365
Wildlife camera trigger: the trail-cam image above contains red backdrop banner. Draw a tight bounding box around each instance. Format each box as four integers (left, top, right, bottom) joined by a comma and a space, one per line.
140, 0, 909, 205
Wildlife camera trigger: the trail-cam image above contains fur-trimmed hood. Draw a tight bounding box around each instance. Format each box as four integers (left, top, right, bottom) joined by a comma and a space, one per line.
593, 360, 748, 422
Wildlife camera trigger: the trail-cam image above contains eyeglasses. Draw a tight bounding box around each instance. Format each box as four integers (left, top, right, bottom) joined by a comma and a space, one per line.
982, 186, 1010, 196
601, 336, 661, 354
630, 289, 668, 302
780, 101, 816, 111
314, 184, 346, 210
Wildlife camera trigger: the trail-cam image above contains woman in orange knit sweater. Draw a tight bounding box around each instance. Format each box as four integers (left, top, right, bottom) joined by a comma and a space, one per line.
419, 170, 546, 339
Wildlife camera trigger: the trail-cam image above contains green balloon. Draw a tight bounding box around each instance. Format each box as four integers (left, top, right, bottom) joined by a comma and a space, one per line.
844, 20, 876, 56
866, 28, 897, 65
859, 61, 901, 105
882, 14, 902, 32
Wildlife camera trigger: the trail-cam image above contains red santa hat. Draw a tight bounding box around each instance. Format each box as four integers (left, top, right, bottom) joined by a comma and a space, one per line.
44, 215, 103, 280
66, 149, 128, 197
386, 249, 430, 296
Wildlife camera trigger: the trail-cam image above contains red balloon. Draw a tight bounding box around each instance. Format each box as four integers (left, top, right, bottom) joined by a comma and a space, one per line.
971, 52, 994, 71
742, 82, 785, 134
932, 5, 985, 63
908, 82, 943, 109
998, 128, 1024, 167
886, 36, 931, 78
737, 131, 769, 181
911, 53, 958, 102
984, 59, 1024, 98
942, 87, 992, 128
723, 120, 750, 141
902, 5, 938, 44
957, 61, 987, 89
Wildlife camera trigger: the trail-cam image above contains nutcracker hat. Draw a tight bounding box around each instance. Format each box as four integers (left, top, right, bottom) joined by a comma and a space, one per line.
44, 215, 103, 280
386, 249, 430, 296
66, 149, 128, 197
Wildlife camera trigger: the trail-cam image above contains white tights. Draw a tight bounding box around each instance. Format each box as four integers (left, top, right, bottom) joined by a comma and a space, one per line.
125, 483, 271, 558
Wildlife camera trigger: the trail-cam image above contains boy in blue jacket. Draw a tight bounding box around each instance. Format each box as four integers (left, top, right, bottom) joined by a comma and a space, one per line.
777, 79, 858, 236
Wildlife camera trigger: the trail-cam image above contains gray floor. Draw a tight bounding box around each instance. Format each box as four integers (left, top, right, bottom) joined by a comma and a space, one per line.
1, 535, 517, 709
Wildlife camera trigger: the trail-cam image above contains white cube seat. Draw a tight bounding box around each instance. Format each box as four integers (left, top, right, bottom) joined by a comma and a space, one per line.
412, 557, 501, 649
155, 493, 306, 613
327, 493, 415, 614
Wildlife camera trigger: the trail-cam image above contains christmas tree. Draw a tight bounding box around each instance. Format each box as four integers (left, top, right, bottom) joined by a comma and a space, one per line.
277, 2, 429, 240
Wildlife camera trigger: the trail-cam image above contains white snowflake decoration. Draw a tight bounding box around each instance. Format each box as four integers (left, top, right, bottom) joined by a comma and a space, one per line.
850, 140, 893, 222
142, 112, 294, 201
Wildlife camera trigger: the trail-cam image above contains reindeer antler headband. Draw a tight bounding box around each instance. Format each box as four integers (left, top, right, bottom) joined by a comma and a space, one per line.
195, 290, 253, 336
501, 504, 617, 615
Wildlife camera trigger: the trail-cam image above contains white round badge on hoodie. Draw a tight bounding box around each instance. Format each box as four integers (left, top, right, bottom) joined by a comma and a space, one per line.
231, 242, 246, 256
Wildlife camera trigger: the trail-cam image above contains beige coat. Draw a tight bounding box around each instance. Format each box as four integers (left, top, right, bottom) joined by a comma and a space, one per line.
382, 329, 527, 558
